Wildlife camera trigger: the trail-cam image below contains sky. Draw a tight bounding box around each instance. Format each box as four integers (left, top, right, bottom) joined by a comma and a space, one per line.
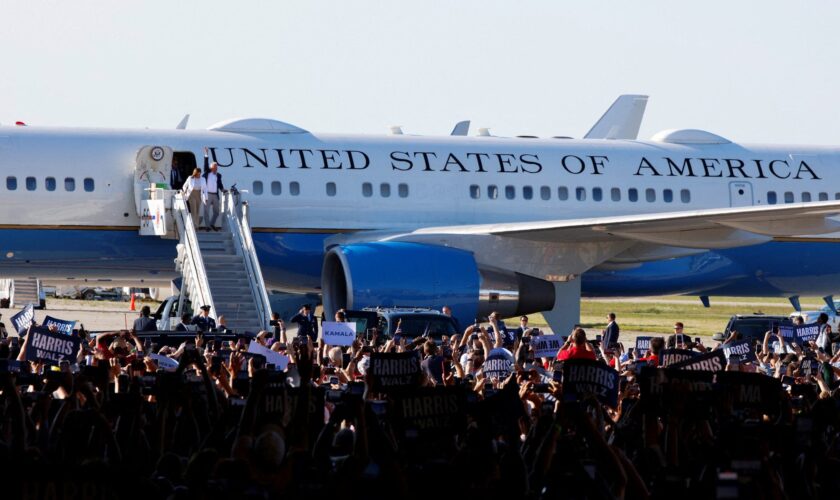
2, 1, 840, 144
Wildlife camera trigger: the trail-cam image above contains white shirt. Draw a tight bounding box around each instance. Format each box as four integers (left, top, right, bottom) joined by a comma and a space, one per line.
182, 176, 206, 198
205, 172, 219, 193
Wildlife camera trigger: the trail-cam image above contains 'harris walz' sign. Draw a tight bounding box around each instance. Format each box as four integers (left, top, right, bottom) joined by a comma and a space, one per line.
43, 315, 76, 336
207, 147, 821, 180
369, 351, 422, 393
779, 322, 821, 344
635, 336, 652, 356
25, 327, 81, 365
396, 386, 466, 434
669, 349, 727, 372
561, 359, 619, 408
10, 304, 34, 336
659, 349, 698, 367
723, 340, 758, 363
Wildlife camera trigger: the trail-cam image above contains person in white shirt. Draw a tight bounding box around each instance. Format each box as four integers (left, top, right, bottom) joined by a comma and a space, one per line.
202, 160, 224, 231
181, 168, 206, 228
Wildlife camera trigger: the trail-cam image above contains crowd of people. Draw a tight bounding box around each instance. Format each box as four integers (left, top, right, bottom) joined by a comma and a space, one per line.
0, 306, 839, 499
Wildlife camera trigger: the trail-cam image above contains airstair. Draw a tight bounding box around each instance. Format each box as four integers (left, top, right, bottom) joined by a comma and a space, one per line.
11, 278, 41, 308
138, 190, 271, 334
133, 145, 272, 333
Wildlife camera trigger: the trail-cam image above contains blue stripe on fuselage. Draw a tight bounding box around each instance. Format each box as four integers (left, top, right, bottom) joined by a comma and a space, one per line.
0, 228, 327, 290
1, 228, 838, 298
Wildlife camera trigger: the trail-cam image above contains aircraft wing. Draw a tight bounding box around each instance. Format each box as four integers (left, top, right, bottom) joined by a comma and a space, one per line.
399, 201, 840, 249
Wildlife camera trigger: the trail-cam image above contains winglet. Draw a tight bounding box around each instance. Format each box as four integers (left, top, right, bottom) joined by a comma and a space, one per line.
450, 120, 470, 136
584, 95, 648, 140
176, 114, 190, 130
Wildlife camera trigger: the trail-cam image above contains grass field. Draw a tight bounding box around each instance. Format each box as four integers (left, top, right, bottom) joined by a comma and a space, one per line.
528, 295, 823, 337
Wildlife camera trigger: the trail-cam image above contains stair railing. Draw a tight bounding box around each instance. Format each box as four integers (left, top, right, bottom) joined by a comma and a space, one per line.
222, 189, 272, 331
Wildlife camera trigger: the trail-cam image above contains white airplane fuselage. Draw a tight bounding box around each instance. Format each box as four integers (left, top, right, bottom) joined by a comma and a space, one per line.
1, 121, 838, 297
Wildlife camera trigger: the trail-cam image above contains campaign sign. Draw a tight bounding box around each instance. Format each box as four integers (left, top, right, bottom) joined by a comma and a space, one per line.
532, 335, 562, 359
638, 367, 716, 416
562, 358, 620, 408
659, 349, 698, 367
25, 326, 81, 365
321, 321, 357, 346
396, 386, 467, 434
795, 323, 821, 343
369, 351, 422, 393
482, 348, 514, 381
635, 336, 652, 356
670, 349, 727, 372
779, 322, 820, 344
10, 304, 34, 336
472, 383, 526, 435
723, 340, 757, 363
247, 340, 290, 370
148, 353, 179, 372
800, 357, 822, 378
43, 315, 76, 336
714, 372, 782, 415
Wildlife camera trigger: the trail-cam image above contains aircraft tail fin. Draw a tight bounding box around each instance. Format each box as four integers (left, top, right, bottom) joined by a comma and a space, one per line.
176, 114, 190, 130
584, 95, 648, 140
450, 120, 470, 136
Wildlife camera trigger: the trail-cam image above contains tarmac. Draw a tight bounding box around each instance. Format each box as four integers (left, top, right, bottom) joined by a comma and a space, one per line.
1, 298, 708, 350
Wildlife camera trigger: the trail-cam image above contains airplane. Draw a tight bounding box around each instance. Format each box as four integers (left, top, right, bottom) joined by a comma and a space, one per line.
2, 95, 840, 334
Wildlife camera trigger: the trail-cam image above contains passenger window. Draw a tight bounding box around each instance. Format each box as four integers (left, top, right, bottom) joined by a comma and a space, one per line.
836, 193, 840, 200
802, 192, 812, 202
680, 189, 690, 203
252, 181, 263, 195
592, 187, 602, 202
326, 182, 336, 197
575, 187, 586, 201
819, 192, 828, 201
6, 177, 16, 190
558, 186, 568, 200
505, 185, 516, 200
663, 189, 673, 203
767, 191, 777, 205
271, 181, 281, 195
26, 177, 36, 191
84, 178, 94, 192
470, 185, 480, 199
523, 186, 533, 200
540, 186, 550, 200
784, 192, 794, 203
488, 185, 498, 199
65, 177, 75, 192
628, 188, 638, 202
290, 181, 300, 196
611, 188, 620, 201
645, 188, 656, 202
46, 177, 56, 191
398, 183, 409, 198
380, 183, 391, 197
362, 182, 373, 197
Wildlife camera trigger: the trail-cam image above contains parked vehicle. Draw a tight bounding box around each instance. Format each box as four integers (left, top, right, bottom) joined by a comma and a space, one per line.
723, 314, 793, 342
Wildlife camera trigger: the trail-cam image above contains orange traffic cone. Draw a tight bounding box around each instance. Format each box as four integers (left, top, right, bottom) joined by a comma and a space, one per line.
129, 293, 136, 312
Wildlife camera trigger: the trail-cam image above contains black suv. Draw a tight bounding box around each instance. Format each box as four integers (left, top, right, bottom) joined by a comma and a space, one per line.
723, 314, 793, 342
343, 307, 459, 343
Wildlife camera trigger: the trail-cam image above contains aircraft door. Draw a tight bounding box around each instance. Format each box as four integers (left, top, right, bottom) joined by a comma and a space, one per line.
134, 145, 173, 216
729, 181, 754, 207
